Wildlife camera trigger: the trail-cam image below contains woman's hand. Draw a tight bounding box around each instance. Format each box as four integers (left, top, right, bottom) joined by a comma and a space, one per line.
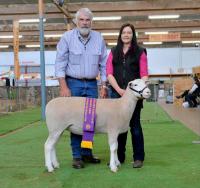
100, 86, 107, 98
117, 88, 125, 96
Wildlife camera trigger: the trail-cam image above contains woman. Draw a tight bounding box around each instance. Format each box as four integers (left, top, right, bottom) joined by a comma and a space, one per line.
106, 23, 148, 168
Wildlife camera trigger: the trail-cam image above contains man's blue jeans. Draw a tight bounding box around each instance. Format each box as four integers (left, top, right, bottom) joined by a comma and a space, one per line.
108, 87, 145, 162
66, 77, 98, 159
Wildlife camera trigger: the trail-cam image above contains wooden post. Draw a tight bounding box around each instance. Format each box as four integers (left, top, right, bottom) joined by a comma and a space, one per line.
39, 0, 46, 120
63, 15, 71, 31
67, 23, 71, 31
13, 20, 20, 80
53, 0, 75, 26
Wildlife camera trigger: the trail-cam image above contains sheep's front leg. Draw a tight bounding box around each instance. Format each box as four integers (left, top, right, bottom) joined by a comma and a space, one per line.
108, 133, 119, 172
109, 142, 118, 172
114, 151, 121, 167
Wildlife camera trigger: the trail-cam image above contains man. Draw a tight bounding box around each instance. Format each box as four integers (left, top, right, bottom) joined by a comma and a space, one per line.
55, 8, 107, 169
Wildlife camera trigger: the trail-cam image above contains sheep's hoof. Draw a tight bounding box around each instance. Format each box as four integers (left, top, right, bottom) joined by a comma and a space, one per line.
54, 164, 60, 169
53, 162, 60, 169
110, 166, 118, 173
47, 166, 54, 173
115, 161, 121, 167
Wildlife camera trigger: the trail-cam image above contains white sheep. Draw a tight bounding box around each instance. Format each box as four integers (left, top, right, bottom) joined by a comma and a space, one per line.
44, 79, 151, 172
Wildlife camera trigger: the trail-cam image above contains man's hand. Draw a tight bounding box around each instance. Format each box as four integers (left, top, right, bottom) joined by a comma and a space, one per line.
58, 77, 71, 97
60, 87, 71, 97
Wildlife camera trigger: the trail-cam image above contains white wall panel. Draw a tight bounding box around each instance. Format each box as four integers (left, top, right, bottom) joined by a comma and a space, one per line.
181, 48, 200, 73
0, 48, 200, 76
147, 48, 181, 74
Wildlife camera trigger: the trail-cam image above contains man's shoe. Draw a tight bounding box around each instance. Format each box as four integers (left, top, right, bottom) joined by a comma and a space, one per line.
82, 155, 101, 164
133, 160, 143, 168
72, 158, 84, 169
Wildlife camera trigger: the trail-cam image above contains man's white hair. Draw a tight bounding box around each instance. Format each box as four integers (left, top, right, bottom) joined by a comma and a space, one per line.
75, 8, 93, 23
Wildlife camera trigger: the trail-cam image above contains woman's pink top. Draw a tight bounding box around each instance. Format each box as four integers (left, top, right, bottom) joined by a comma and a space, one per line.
106, 51, 148, 78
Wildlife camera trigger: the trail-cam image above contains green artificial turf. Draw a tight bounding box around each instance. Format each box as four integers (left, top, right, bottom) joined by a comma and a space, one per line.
141, 101, 172, 123
0, 102, 200, 188
0, 107, 41, 135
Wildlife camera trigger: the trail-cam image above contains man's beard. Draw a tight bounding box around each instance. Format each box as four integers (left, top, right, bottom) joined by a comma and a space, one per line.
78, 27, 91, 36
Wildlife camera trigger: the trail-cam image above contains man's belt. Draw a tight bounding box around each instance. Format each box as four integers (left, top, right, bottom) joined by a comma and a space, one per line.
66, 76, 96, 82
81, 98, 97, 149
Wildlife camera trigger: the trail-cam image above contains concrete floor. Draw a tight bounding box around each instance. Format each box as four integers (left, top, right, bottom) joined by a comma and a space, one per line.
158, 100, 200, 136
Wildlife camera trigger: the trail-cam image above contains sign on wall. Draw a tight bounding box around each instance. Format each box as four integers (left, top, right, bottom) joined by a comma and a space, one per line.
149, 33, 181, 42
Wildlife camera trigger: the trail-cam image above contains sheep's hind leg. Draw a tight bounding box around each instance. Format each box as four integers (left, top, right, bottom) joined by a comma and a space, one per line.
51, 131, 62, 169
45, 131, 62, 172
52, 149, 60, 169
45, 136, 54, 172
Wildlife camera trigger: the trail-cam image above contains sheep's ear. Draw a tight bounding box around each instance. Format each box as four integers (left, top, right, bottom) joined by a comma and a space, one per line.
129, 82, 133, 88
145, 80, 150, 85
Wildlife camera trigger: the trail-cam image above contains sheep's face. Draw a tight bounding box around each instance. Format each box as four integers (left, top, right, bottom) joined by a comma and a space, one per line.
128, 79, 151, 99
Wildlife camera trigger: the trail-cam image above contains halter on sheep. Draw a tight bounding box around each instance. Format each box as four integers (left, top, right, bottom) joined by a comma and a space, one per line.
44, 79, 151, 172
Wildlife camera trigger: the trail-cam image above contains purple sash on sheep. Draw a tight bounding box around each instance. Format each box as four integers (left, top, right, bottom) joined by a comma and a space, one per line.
81, 98, 96, 149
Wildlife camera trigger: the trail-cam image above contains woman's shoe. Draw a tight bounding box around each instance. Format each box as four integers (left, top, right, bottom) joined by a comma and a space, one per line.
82, 155, 101, 164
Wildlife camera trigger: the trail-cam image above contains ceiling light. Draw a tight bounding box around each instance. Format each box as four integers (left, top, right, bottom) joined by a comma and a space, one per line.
107, 42, 117, 46
102, 32, 138, 36
19, 19, 46, 23
0, 45, 9, 48
145, 31, 168, 35
26, 44, 40, 48
93, 16, 121, 21
143, 42, 163, 45
148, 15, 180, 19
44, 34, 62, 38
192, 30, 200, 34
182, 41, 200, 44
0, 35, 22, 39
101, 32, 119, 36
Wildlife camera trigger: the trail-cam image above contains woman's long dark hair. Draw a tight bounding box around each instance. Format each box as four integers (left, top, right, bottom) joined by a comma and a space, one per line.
113, 23, 139, 60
